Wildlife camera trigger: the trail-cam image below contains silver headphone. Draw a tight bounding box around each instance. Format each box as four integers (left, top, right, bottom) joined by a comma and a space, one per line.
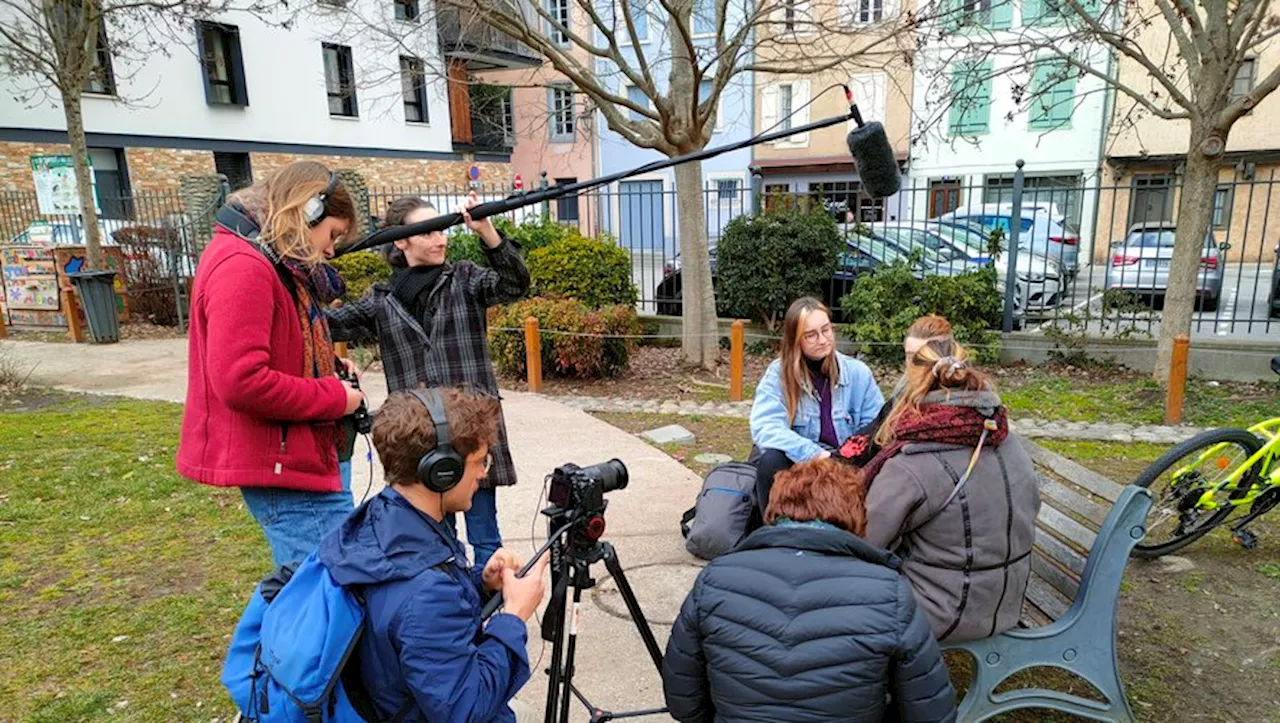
304, 172, 340, 227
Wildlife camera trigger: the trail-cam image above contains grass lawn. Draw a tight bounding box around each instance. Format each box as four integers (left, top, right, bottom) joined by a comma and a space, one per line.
595, 412, 1280, 721
0, 391, 269, 721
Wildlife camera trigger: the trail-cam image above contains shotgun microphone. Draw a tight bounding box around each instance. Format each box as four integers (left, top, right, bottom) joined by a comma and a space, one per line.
843, 86, 901, 199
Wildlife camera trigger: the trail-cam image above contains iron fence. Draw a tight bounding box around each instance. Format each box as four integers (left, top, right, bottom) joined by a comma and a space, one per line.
0, 187, 214, 331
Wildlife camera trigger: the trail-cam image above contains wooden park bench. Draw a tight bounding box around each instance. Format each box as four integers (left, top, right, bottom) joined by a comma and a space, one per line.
942, 441, 1153, 722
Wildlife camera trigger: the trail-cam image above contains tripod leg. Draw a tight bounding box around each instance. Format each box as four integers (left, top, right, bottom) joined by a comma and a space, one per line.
558, 567, 590, 723
544, 561, 571, 723
600, 543, 665, 674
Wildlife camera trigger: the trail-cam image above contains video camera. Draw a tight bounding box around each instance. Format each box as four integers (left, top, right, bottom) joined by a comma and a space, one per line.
335, 362, 372, 435
544, 459, 628, 556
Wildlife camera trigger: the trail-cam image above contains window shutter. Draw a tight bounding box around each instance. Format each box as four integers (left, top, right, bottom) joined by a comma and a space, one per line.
1023, 0, 1042, 24
990, 0, 1012, 29
195, 22, 215, 104
762, 84, 779, 144
939, 0, 961, 32
791, 80, 810, 144
973, 63, 992, 133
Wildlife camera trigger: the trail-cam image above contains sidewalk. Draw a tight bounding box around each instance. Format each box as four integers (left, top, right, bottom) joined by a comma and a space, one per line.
2, 338, 701, 718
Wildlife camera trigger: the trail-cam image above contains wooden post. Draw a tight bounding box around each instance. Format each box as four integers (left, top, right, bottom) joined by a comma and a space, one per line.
729, 319, 745, 402
1164, 334, 1191, 425
63, 290, 85, 343
0, 312, 7, 339
524, 316, 542, 393
331, 300, 349, 359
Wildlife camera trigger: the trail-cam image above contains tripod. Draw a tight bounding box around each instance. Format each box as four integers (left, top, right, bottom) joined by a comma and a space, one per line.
541, 530, 667, 723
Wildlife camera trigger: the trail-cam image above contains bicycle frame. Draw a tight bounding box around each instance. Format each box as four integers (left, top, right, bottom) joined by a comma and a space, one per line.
1173, 418, 1280, 511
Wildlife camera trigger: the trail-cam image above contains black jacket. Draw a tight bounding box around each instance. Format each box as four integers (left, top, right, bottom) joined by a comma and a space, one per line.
662, 522, 957, 723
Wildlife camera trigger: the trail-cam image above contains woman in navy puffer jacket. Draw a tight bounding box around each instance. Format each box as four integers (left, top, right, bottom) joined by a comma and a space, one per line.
662, 459, 957, 723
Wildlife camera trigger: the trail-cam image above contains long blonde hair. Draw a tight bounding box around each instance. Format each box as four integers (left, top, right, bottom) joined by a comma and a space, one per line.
227, 161, 356, 265
875, 315, 991, 446
779, 297, 839, 425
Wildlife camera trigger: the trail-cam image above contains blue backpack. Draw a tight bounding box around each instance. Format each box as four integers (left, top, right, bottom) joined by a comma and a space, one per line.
222, 554, 414, 723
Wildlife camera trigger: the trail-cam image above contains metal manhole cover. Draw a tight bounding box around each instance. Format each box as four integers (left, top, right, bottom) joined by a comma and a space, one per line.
590, 561, 704, 625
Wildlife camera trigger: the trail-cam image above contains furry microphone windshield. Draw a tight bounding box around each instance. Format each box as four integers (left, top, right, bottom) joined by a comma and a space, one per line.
846, 121, 901, 199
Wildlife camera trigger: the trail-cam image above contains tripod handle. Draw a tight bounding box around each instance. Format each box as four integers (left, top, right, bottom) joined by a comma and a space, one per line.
480, 521, 572, 620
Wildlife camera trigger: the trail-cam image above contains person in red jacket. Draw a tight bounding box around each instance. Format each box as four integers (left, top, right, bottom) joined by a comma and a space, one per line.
177, 160, 364, 567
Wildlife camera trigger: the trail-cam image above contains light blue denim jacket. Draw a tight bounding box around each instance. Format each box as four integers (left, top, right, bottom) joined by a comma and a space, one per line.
749, 352, 885, 463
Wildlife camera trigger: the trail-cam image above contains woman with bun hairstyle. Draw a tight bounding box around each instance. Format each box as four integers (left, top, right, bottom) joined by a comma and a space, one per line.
862, 315, 1041, 643
177, 160, 365, 568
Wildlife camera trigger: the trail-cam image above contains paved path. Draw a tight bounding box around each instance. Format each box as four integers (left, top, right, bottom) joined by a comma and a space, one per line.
555, 395, 1209, 445
1, 338, 703, 719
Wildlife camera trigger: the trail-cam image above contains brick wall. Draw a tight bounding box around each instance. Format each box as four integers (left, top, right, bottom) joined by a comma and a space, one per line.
125, 148, 216, 192
249, 153, 511, 188
1, 141, 73, 192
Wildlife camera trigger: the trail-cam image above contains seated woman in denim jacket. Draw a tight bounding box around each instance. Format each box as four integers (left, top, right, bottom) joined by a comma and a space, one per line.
748, 297, 884, 520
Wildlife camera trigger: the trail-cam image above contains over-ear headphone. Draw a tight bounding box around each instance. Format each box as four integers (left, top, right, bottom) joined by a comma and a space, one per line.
410, 389, 465, 493
303, 172, 340, 227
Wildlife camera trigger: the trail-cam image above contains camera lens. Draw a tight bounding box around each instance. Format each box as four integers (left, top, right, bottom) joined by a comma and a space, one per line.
582, 458, 628, 493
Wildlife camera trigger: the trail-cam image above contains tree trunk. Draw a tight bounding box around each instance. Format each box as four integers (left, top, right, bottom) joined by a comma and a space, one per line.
1156, 123, 1222, 383
61, 89, 104, 269
674, 161, 718, 370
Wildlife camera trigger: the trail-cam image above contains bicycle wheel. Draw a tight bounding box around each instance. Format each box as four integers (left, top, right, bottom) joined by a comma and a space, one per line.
1131, 427, 1263, 559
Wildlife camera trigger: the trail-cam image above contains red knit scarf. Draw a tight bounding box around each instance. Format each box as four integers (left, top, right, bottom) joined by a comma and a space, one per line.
843, 403, 1008, 484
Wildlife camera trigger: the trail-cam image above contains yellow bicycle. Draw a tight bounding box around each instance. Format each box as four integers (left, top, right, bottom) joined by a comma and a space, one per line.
1131, 356, 1280, 558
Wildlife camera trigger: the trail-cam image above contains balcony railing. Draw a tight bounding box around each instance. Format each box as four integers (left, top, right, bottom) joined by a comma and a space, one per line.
436, 2, 541, 69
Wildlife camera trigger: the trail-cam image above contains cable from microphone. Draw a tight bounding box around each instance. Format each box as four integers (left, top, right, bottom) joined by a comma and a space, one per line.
480, 521, 575, 620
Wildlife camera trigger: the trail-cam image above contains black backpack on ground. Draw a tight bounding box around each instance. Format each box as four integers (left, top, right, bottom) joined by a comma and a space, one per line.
679, 462, 758, 561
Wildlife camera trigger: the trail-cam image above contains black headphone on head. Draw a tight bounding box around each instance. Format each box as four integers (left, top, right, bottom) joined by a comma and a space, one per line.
409, 388, 466, 493
304, 171, 340, 227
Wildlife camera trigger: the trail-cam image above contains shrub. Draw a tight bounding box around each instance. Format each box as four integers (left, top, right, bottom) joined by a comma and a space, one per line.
330, 250, 392, 303
113, 225, 182, 326
449, 215, 576, 267
715, 204, 844, 331
488, 297, 640, 379
527, 235, 637, 309
840, 261, 1002, 365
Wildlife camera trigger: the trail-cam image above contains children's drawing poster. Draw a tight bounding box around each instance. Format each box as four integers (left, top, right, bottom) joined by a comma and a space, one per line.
30, 155, 100, 216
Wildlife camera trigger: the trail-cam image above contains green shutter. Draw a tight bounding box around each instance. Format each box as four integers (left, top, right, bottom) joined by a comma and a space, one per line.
989, 0, 1012, 28
940, 0, 962, 32
1029, 60, 1075, 130
949, 61, 992, 136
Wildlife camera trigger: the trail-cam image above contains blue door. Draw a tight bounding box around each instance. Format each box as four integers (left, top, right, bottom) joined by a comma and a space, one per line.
618, 180, 665, 251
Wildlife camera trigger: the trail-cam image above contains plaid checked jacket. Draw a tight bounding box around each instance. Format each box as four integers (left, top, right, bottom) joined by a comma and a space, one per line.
327, 238, 530, 488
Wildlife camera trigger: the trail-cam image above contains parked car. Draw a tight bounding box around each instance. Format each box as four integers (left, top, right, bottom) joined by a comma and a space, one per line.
1267, 241, 1279, 318
1104, 223, 1226, 311
937, 203, 1081, 277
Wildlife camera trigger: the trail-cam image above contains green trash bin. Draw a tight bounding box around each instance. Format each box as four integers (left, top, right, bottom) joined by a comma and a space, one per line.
68, 270, 121, 344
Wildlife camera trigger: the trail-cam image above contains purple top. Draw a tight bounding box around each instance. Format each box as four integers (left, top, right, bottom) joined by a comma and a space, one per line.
806, 358, 839, 448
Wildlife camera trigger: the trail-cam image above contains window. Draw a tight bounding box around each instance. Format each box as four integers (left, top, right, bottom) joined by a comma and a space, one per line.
626, 85, 650, 121
394, 0, 418, 19
214, 152, 253, 191
547, 0, 571, 44
197, 21, 248, 106
949, 60, 992, 136
84, 24, 116, 95
1025, 0, 1101, 24
550, 86, 575, 141
783, 0, 797, 31
946, 0, 1011, 30
1129, 175, 1174, 226
779, 84, 794, 131
693, 0, 716, 34
983, 173, 1083, 227
849, 72, 886, 123
556, 177, 580, 222
1212, 185, 1233, 229
858, 0, 884, 23
1029, 60, 1075, 131
400, 56, 429, 123
323, 43, 358, 117
89, 148, 131, 219
808, 181, 883, 223
764, 183, 791, 211
716, 178, 741, 201
625, 0, 649, 42
1232, 59, 1256, 102
698, 79, 723, 131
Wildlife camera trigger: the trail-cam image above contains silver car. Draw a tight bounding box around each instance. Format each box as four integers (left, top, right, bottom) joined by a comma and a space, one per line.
1105, 224, 1226, 311
938, 203, 1081, 277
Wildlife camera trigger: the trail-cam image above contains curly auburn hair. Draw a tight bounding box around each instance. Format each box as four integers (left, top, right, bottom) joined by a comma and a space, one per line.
372, 386, 500, 485
764, 459, 868, 537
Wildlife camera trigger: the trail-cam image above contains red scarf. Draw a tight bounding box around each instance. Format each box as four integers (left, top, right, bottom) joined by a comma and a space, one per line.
843, 404, 1008, 484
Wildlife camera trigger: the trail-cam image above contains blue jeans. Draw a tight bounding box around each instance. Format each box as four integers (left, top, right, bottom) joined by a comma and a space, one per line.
242, 461, 354, 568
446, 487, 502, 568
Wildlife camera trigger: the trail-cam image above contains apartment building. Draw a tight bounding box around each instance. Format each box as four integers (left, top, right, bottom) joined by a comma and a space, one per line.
0, 0, 538, 208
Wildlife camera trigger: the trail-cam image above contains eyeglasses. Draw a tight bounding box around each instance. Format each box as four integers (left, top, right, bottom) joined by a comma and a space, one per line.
803, 324, 835, 343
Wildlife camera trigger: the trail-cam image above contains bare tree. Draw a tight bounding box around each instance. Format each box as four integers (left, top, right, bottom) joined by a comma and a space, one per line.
914, 0, 1280, 380
0, 0, 274, 268
321, 0, 917, 368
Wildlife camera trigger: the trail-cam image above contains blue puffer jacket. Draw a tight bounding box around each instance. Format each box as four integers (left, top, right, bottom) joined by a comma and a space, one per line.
662, 522, 957, 723
318, 488, 529, 723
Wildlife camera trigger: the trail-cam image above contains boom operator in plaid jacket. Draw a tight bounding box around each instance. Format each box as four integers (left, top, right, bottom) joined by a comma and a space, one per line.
326, 231, 530, 492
